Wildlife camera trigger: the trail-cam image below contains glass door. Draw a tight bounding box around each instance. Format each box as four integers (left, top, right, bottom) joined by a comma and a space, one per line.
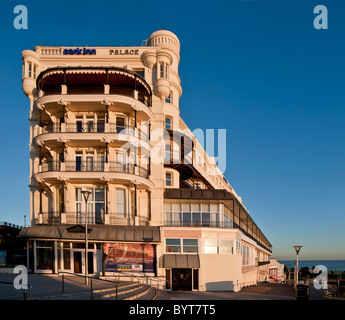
76, 154, 82, 172
86, 153, 94, 172
75, 188, 94, 223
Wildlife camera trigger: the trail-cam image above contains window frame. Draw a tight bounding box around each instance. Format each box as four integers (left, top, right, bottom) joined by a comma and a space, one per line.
165, 238, 198, 254
165, 172, 173, 187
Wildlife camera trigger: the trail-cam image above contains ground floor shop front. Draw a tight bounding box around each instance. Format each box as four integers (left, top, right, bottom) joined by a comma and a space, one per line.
19, 224, 160, 277
19, 224, 270, 292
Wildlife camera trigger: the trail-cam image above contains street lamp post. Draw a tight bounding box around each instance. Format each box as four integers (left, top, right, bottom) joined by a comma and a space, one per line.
293, 246, 303, 288
82, 189, 92, 286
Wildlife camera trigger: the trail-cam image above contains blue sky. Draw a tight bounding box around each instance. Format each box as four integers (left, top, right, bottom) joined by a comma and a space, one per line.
0, 0, 344, 260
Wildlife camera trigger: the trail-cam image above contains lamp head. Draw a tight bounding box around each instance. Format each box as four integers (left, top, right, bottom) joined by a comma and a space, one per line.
81, 189, 92, 202
293, 246, 303, 255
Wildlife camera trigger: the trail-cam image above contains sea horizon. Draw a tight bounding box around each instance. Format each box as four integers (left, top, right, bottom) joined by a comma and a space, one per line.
278, 259, 345, 271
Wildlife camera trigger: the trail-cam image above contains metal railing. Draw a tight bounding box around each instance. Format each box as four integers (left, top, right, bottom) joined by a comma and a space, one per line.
35, 212, 150, 226
165, 219, 272, 253
58, 271, 163, 300
40, 122, 149, 141
164, 220, 234, 228
58, 271, 122, 300
0, 280, 32, 300
40, 160, 149, 179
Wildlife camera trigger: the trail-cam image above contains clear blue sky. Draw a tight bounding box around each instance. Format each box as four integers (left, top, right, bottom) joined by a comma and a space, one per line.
0, 0, 344, 260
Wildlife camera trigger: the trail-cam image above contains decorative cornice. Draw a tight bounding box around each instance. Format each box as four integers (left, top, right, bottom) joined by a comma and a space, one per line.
101, 99, 113, 106
57, 99, 70, 106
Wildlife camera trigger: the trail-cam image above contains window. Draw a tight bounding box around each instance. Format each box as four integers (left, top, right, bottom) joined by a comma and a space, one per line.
159, 62, 169, 79
166, 238, 198, 253
165, 117, 172, 129
134, 70, 145, 78
164, 202, 225, 227
75, 188, 105, 223
166, 238, 181, 253
183, 239, 198, 253
204, 239, 233, 254
28, 62, 32, 78
166, 172, 172, 186
165, 92, 173, 104
33, 64, 37, 79
58, 188, 64, 214
36, 241, 53, 270
116, 116, 126, 133
219, 240, 233, 254
95, 188, 105, 216
116, 189, 126, 217
204, 239, 218, 254
165, 143, 171, 162
164, 64, 169, 78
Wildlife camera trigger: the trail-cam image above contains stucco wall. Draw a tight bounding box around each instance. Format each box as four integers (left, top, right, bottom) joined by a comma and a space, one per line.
198, 254, 242, 292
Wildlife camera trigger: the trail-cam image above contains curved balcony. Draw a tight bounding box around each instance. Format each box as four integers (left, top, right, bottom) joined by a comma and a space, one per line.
34, 160, 153, 188
36, 67, 152, 107
33, 122, 150, 150
34, 93, 154, 122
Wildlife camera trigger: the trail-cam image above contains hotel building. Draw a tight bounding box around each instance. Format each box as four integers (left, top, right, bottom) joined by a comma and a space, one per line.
19, 30, 272, 292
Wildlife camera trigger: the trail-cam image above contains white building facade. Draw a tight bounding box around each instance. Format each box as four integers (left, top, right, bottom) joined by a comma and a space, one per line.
20, 30, 272, 292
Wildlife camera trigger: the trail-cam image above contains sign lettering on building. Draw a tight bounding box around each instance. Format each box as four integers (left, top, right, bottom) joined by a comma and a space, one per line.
109, 49, 140, 55
63, 48, 96, 55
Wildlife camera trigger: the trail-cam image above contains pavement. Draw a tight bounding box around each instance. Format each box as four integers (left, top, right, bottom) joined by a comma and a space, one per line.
1, 272, 300, 300
159, 283, 296, 300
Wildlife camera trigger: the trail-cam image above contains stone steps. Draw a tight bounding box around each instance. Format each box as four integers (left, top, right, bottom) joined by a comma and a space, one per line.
27, 280, 155, 301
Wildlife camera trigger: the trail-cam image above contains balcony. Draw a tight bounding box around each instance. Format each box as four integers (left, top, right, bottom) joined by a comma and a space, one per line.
34, 212, 150, 226
36, 67, 152, 107
40, 160, 149, 179
39, 122, 149, 142
258, 261, 271, 267
165, 220, 234, 228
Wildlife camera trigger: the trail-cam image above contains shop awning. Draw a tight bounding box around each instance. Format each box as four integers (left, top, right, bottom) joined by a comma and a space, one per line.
19, 224, 160, 243
161, 254, 200, 268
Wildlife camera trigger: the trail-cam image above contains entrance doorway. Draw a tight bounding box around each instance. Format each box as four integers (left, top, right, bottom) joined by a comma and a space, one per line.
172, 268, 192, 291
73, 251, 82, 274
72, 251, 94, 275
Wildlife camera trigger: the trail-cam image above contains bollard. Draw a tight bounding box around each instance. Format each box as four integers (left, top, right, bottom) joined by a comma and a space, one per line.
23, 288, 27, 300
62, 274, 65, 294
90, 279, 93, 300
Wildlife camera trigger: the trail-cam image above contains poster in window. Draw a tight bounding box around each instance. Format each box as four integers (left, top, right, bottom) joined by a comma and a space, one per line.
104, 243, 155, 273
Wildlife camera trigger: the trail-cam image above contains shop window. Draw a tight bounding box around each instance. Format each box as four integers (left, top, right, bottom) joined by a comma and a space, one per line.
36, 241, 53, 270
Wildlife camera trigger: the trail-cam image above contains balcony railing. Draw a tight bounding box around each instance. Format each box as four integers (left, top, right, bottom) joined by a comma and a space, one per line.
35, 212, 150, 226
40, 122, 149, 141
40, 160, 149, 179
165, 219, 272, 253
164, 220, 234, 228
